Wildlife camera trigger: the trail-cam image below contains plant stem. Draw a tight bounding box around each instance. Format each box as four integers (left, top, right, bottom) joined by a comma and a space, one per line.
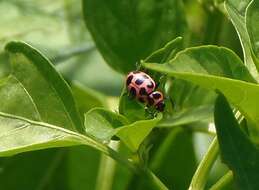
143, 169, 169, 190
108, 148, 169, 190
209, 171, 233, 190
95, 141, 119, 190
107, 148, 169, 190
188, 137, 219, 190
50, 43, 95, 64
80, 137, 169, 190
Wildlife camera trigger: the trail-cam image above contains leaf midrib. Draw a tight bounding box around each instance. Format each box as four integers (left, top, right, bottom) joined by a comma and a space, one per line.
0, 111, 106, 152
10, 50, 78, 132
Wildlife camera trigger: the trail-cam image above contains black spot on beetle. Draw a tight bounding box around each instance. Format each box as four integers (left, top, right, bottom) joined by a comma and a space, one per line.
126, 75, 133, 85
129, 87, 136, 97
133, 71, 140, 74
139, 88, 147, 95
135, 78, 144, 85
152, 93, 161, 99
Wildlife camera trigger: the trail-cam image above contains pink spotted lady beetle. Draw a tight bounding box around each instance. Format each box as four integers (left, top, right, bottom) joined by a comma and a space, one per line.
126, 71, 165, 112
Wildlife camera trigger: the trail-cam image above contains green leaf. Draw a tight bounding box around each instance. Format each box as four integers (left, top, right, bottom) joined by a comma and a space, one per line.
225, 0, 259, 79
143, 46, 259, 134
84, 108, 162, 152
169, 79, 216, 111
116, 113, 162, 152
164, 78, 216, 127
4, 41, 84, 133
0, 81, 106, 189
158, 105, 213, 127
0, 42, 110, 157
82, 0, 187, 73
214, 93, 259, 190
84, 108, 129, 141
0, 112, 104, 157
144, 37, 183, 63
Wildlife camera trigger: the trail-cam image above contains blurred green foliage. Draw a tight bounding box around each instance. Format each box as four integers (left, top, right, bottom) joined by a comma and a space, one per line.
0, 0, 123, 96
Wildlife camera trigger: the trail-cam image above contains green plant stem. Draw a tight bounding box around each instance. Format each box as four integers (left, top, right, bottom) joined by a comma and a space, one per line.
188, 137, 219, 190
209, 171, 233, 190
143, 169, 169, 190
51, 43, 95, 64
95, 154, 116, 190
95, 141, 119, 190
80, 137, 168, 190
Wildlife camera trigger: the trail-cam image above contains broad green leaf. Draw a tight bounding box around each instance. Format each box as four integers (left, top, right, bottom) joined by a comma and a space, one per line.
214, 93, 259, 190
146, 40, 216, 128
144, 37, 183, 63
84, 108, 162, 152
116, 113, 162, 152
84, 108, 128, 141
225, 0, 259, 79
169, 79, 216, 111
143, 46, 259, 135
0, 42, 110, 159
158, 105, 213, 127
164, 78, 216, 127
4, 41, 84, 133
0, 112, 105, 157
162, 44, 252, 128
0, 81, 105, 189
82, 0, 187, 73
157, 46, 255, 82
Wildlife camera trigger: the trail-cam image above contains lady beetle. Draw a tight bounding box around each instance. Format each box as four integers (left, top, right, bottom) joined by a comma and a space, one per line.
147, 91, 165, 112
126, 71, 156, 102
126, 71, 165, 112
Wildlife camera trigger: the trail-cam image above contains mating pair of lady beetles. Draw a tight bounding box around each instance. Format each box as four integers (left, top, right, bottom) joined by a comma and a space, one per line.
126, 71, 165, 112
